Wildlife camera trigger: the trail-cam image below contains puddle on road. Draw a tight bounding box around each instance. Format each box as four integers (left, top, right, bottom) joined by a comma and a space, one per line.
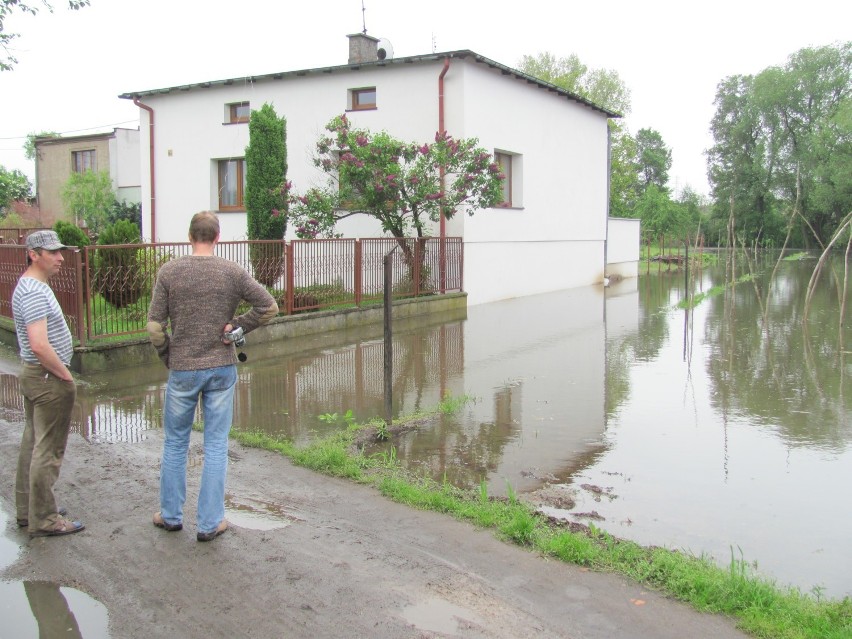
0, 580, 110, 638
0, 508, 21, 571
400, 596, 484, 635
224, 494, 302, 531
1, 509, 110, 637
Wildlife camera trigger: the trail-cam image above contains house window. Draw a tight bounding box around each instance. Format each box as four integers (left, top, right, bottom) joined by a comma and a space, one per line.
218, 159, 246, 210
227, 102, 251, 124
349, 87, 377, 111
495, 152, 513, 206
72, 150, 96, 173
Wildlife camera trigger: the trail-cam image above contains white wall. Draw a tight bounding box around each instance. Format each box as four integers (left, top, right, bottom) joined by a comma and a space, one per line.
109, 128, 141, 205
446, 59, 611, 304
606, 217, 641, 280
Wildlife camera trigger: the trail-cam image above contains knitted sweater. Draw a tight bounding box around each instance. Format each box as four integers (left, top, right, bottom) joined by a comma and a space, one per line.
147, 255, 278, 370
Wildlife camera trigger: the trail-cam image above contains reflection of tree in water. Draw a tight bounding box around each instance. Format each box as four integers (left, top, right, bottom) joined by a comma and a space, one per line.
387, 382, 524, 490
604, 272, 680, 418
704, 256, 850, 448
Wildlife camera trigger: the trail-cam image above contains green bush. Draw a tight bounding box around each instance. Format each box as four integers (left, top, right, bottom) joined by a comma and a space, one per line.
93, 220, 142, 308
107, 200, 142, 228
53, 220, 90, 247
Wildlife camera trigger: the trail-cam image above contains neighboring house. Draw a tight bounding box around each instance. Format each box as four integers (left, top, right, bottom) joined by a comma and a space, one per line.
34, 127, 141, 222
120, 35, 639, 305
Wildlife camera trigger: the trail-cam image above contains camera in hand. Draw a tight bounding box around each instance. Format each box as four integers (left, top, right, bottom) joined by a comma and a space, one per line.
223, 326, 246, 348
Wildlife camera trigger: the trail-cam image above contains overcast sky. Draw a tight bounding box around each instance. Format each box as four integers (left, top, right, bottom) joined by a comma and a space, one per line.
1, 0, 848, 197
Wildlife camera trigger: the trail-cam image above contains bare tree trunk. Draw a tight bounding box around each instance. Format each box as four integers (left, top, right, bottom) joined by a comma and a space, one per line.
803, 211, 852, 322
763, 165, 801, 328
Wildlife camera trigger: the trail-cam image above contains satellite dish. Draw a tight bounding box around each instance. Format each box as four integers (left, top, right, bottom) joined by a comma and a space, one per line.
377, 38, 394, 60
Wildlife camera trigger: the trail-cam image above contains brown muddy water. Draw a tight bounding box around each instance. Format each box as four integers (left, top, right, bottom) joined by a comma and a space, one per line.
1, 251, 849, 600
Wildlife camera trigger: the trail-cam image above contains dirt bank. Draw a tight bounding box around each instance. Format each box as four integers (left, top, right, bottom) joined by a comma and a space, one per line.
0, 420, 749, 639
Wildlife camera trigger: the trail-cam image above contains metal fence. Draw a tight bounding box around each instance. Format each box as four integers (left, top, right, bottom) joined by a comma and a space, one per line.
0, 237, 463, 345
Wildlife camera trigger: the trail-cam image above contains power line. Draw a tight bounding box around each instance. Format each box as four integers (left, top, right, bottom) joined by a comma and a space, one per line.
0, 119, 140, 141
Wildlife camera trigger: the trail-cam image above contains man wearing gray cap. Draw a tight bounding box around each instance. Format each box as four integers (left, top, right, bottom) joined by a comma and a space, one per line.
12, 230, 84, 537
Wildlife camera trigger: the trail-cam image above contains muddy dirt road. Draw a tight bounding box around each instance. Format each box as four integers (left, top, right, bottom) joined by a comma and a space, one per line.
0, 420, 749, 639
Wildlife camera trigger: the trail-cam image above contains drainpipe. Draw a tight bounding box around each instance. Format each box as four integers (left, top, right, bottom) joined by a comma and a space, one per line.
437, 57, 450, 295
438, 57, 450, 239
133, 97, 156, 242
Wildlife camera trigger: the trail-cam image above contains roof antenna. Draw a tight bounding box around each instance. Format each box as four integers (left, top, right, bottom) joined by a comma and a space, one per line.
361, 0, 367, 34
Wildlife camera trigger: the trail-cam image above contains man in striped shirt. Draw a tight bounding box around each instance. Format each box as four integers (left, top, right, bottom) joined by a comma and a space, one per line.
12, 230, 84, 537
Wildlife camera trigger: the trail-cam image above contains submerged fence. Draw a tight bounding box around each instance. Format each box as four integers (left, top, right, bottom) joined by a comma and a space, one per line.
0, 236, 463, 345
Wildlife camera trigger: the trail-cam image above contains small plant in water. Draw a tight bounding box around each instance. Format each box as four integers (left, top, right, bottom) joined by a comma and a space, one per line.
318, 409, 357, 426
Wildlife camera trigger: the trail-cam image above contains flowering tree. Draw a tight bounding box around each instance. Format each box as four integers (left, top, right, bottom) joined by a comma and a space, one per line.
287, 115, 505, 239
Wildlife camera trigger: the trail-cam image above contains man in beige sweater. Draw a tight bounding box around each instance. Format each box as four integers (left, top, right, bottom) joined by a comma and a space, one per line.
147, 211, 278, 541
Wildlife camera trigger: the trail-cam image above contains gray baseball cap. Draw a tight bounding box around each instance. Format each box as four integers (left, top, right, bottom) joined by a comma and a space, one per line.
26, 230, 68, 251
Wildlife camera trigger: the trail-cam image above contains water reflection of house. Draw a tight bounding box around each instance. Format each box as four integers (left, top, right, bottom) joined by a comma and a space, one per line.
120, 34, 638, 305
384, 284, 644, 494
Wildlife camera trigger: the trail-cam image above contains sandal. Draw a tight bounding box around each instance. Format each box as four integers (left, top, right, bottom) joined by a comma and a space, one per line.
197, 519, 228, 542
17, 507, 67, 528
153, 512, 183, 532
30, 518, 85, 538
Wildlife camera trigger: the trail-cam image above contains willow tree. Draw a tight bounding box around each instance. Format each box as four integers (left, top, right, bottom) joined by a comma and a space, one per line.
707, 42, 851, 249
245, 102, 286, 285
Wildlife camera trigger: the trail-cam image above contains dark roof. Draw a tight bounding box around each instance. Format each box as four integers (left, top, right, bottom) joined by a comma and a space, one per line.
119, 50, 621, 118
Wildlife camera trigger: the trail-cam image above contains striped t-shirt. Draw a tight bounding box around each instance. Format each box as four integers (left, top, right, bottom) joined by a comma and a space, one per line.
12, 277, 73, 366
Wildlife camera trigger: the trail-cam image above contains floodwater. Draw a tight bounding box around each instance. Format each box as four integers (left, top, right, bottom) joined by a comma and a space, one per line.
0, 251, 849, 600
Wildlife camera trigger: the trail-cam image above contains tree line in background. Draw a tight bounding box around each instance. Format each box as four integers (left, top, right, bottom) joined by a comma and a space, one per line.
519, 42, 850, 249
707, 42, 850, 250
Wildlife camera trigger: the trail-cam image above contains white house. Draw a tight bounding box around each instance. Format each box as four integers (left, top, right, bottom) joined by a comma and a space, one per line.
120, 34, 638, 305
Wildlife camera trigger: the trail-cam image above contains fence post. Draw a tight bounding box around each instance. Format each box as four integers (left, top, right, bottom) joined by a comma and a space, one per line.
383, 248, 395, 426
354, 239, 362, 308
74, 249, 86, 346
285, 241, 294, 315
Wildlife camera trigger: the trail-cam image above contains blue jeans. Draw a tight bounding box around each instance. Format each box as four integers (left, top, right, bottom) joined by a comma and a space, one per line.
160, 365, 236, 534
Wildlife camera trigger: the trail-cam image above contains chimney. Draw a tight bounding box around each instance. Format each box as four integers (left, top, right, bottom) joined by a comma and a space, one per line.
347, 33, 379, 64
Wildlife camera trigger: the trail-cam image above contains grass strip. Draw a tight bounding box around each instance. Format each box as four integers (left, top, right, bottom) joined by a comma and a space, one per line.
228, 400, 852, 639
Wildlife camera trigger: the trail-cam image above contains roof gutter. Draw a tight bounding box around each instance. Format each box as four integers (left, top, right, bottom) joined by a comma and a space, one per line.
132, 96, 156, 242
